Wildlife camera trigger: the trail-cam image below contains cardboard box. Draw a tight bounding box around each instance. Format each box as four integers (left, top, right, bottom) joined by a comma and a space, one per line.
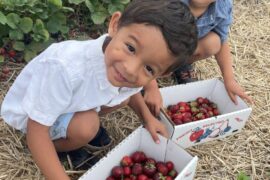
80, 126, 198, 180
159, 78, 252, 148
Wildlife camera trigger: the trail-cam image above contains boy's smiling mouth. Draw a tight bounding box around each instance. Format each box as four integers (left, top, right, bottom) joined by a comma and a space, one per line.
114, 67, 129, 83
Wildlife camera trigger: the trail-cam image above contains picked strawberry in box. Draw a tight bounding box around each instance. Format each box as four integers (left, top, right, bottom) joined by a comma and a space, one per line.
79, 126, 198, 180
159, 78, 252, 148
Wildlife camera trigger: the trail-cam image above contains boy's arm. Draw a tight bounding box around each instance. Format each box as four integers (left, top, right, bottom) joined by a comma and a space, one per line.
215, 41, 252, 104
26, 119, 70, 180
143, 79, 163, 116
128, 92, 168, 143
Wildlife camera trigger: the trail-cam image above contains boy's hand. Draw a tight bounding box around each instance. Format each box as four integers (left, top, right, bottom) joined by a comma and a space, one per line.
144, 87, 163, 117
143, 79, 163, 116
143, 117, 169, 144
224, 79, 253, 105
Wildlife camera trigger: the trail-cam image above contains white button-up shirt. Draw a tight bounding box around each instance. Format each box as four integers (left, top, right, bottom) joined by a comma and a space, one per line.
1, 35, 142, 130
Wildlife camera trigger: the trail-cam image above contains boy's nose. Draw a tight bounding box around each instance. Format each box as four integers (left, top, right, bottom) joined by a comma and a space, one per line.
123, 59, 141, 82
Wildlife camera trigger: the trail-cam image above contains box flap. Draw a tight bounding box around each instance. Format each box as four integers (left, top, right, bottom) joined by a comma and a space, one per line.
176, 156, 198, 180
165, 140, 193, 171
139, 127, 167, 161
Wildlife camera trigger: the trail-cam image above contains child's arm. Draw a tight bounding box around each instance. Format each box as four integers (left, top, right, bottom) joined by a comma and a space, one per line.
215, 41, 252, 104
26, 119, 70, 180
128, 92, 168, 143
143, 79, 163, 116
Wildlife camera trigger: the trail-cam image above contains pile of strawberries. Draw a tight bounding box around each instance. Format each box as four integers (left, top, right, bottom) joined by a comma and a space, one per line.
106, 151, 178, 180
166, 97, 220, 125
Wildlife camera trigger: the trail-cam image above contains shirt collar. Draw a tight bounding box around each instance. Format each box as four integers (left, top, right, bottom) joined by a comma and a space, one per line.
86, 34, 118, 93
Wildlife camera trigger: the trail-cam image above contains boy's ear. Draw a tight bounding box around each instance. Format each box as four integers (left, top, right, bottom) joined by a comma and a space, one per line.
108, 11, 122, 37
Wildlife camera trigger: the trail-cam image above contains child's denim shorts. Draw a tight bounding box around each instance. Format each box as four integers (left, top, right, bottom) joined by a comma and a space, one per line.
49, 112, 74, 140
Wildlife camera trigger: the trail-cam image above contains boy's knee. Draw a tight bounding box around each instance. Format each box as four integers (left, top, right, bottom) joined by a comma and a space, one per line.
196, 32, 221, 58
67, 110, 100, 144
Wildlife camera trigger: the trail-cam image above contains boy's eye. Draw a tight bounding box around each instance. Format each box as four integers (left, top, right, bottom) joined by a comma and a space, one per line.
126, 44, 135, 53
144, 65, 155, 76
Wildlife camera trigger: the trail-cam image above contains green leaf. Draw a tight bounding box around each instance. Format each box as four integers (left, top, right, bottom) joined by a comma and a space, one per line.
91, 11, 108, 24
85, 0, 95, 12
19, 17, 33, 33
62, 7, 74, 12
0, 11, 7, 25
237, 172, 251, 180
46, 13, 67, 33
48, 0, 62, 8
59, 26, 69, 34
0, 55, 4, 63
68, 0, 85, 5
108, 3, 125, 14
0, 24, 9, 37
9, 29, 24, 40
118, 0, 130, 4
13, 41, 25, 51
6, 13, 20, 29
24, 49, 36, 62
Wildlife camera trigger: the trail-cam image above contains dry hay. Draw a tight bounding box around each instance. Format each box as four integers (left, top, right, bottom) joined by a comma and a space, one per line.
0, 0, 269, 179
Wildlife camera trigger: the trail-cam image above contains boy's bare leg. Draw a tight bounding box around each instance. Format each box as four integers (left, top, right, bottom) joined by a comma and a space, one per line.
53, 110, 100, 152
190, 31, 221, 63
53, 99, 129, 152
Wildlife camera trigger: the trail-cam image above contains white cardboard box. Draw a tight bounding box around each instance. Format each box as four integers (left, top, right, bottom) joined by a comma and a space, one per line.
159, 78, 252, 148
80, 126, 198, 180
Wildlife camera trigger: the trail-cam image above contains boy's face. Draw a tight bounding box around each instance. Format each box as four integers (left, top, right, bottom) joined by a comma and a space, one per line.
104, 12, 176, 88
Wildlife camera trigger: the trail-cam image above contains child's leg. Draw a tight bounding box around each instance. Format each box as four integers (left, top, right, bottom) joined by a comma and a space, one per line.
53, 109, 100, 152
174, 31, 221, 84
190, 31, 221, 63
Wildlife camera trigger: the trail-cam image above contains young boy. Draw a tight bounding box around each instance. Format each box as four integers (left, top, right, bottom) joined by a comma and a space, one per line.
144, 0, 252, 116
0, 0, 197, 179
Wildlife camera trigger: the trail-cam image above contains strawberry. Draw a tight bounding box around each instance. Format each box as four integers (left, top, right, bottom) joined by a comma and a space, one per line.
203, 98, 210, 104
179, 106, 186, 113
121, 155, 133, 167
132, 163, 143, 175
130, 175, 137, 180
145, 158, 156, 165
131, 151, 146, 163
106, 176, 115, 180
0, 48, 5, 55
173, 118, 183, 125
143, 162, 157, 177
156, 162, 168, 176
168, 169, 178, 178
123, 166, 132, 176
165, 176, 173, 180
2, 66, 10, 74
209, 102, 217, 109
8, 50, 16, 58
213, 108, 219, 116
177, 101, 188, 107
111, 166, 124, 179
196, 97, 204, 104
169, 104, 179, 114
153, 172, 164, 180
165, 161, 174, 171
137, 174, 149, 180
171, 113, 183, 121
124, 178, 131, 180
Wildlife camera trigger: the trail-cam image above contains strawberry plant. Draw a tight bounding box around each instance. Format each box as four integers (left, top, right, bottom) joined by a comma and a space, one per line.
237, 171, 251, 180
0, 0, 74, 62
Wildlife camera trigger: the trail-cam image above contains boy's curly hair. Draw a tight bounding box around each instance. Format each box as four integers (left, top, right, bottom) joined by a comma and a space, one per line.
118, 0, 198, 74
